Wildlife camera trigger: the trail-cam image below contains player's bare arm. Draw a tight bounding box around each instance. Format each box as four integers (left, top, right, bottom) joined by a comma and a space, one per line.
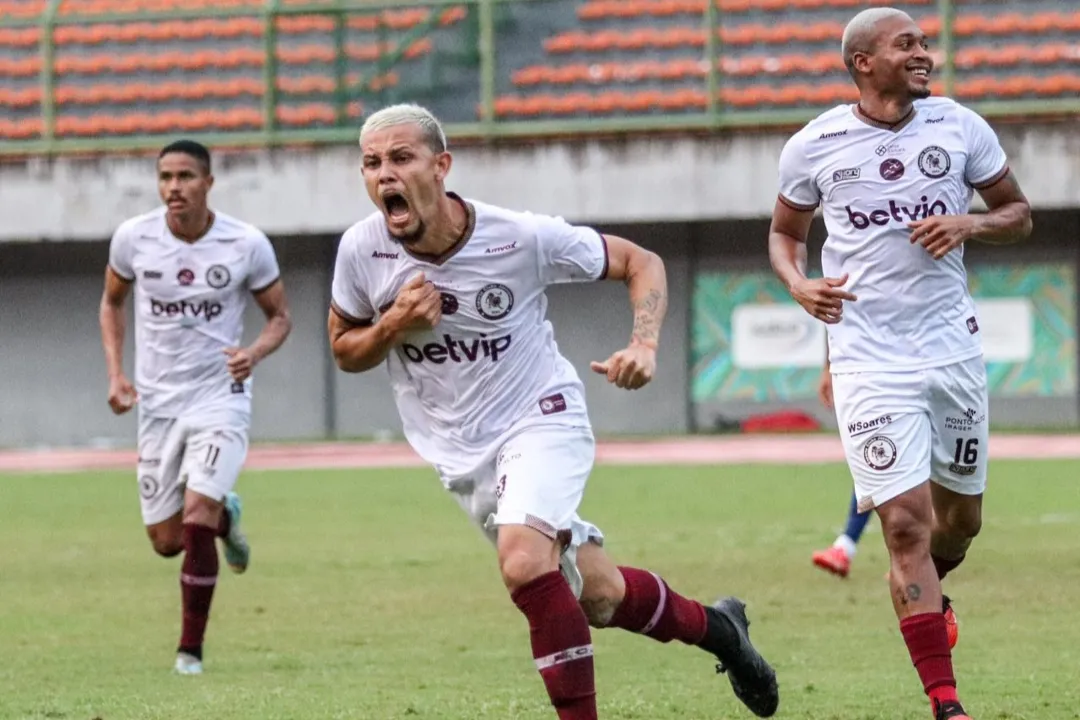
769, 197, 857, 324
329, 271, 441, 373
908, 170, 1032, 260
223, 279, 292, 383
818, 341, 834, 410
589, 235, 666, 390
99, 265, 138, 414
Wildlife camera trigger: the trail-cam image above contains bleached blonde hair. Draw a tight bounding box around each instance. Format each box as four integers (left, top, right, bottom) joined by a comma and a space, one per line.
841, 7, 914, 77
359, 103, 448, 154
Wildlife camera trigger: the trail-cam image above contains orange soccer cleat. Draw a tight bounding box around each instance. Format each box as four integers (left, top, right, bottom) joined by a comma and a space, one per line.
812, 545, 851, 578
943, 595, 959, 649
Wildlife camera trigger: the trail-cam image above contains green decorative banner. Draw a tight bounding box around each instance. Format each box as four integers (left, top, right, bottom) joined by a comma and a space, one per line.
691, 264, 1076, 403
968, 264, 1076, 397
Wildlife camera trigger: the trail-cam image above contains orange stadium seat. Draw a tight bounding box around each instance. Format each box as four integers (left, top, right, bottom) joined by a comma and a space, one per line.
0, 27, 41, 48
577, 0, 933, 20
0, 0, 46, 18
0, 117, 43, 140
543, 12, 1080, 54
510, 44, 1080, 89
491, 70, 1080, 118
2, 0, 1078, 136
0, 73, 399, 108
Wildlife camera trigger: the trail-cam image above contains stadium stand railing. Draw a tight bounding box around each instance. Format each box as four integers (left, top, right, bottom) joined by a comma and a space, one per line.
0, 0, 1078, 155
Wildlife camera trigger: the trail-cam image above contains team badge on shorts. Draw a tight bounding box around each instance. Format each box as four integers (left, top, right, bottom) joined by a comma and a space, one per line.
918, 146, 951, 179
139, 475, 160, 499
476, 283, 514, 320
495, 474, 507, 500
206, 264, 231, 289
863, 435, 897, 471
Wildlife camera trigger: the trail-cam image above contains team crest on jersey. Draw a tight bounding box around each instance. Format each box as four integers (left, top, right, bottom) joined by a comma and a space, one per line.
440, 292, 459, 316
177, 268, 195, 286
918, 146, 951, 179
206, 264, 231, 289
476, 283, 514, 320
879, 158, 905, 181
863, 436, 897, 471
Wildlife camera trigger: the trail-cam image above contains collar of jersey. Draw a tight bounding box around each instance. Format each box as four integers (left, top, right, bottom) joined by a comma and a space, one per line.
399, 192, 477, 266
849, 102, 919, 133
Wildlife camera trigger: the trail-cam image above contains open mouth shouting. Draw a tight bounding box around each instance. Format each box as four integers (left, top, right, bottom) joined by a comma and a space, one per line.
382, 190, 412, 233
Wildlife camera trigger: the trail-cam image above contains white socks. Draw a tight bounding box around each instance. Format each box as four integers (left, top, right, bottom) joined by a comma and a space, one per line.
833, 534, 858, 558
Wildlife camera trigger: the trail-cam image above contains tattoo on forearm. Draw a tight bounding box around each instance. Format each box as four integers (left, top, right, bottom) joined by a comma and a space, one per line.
632, 288, 667, 344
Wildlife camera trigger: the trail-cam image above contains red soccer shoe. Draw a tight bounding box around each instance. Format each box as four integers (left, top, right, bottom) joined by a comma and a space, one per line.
812, 546, 851, 578
943, 595, 959, 649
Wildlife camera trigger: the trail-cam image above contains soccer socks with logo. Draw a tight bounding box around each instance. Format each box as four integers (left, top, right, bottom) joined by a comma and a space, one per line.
900, 612, 959, 711
511, 571, 597, 720
179, 523, 219, 660
607, 567, 708, 645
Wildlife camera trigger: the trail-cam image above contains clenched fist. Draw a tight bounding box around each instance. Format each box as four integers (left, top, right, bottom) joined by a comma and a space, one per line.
107, 374, 137, 415
387, 272, 442, 332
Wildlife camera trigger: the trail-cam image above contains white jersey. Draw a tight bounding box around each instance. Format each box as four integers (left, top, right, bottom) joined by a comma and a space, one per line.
108, 207, 281, 417
331, 194, 607, 478
777, 97, 1009, 373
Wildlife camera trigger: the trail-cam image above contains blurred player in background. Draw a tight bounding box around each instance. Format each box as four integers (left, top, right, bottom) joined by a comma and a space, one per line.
768, 8, 1031, 720
811, 356, 872, 578
99, 140, 292, 675
329, 104, 779, 719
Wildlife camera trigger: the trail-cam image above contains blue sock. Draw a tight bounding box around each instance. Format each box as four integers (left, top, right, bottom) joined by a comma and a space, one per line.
842, 491, 872, 544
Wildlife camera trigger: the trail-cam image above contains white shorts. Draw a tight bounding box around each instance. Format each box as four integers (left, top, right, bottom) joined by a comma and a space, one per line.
442, 422, 603, 598
832, 356, 989, 513
136, 408, 251, 525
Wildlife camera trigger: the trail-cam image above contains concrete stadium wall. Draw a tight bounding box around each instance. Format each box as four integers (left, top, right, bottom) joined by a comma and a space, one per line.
1, 211, 1076, 449
2, 119, 1079, 242
0, 227, 691, 449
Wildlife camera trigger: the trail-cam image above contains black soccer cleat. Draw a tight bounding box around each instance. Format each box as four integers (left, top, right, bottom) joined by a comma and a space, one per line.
934, 699, 973, 720
698, 597, 779, 718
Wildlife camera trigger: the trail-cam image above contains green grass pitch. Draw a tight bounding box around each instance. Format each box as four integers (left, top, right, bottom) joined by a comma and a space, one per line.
1, 460, 1078, 719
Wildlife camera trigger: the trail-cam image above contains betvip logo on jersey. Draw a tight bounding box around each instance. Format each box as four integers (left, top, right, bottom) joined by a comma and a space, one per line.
401, 333, 513, 364
846, 197, 950, 229
150, 298, 223, 321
